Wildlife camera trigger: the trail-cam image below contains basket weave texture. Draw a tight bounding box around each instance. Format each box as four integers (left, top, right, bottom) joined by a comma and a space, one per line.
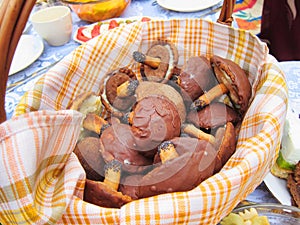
0, 17, 288, 224
0, 0, 36, 122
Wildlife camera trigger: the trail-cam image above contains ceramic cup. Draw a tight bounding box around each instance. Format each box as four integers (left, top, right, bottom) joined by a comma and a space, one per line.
30, 5, 73, 46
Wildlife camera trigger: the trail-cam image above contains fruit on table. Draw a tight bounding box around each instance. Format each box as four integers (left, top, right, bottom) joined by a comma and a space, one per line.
70, 0, 131, 23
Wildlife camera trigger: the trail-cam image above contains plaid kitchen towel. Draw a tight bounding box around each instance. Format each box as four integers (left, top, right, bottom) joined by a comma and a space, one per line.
1, 18, 288, 224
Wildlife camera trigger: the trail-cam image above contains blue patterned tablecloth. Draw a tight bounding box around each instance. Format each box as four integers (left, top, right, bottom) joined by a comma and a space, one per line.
5, 0, 300, 206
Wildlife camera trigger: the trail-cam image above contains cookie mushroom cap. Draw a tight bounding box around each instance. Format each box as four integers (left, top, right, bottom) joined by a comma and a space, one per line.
119, 174, 144, 200
100, 122, 153, 174
134, 41, 179, 82
176, 56, 216, 102
130, 95, 181, 151
135, 81, 186, 123
214, 122, 237, 173
84, 179, 132, 208
187, 102, 240, 130
73, 136, 105, 181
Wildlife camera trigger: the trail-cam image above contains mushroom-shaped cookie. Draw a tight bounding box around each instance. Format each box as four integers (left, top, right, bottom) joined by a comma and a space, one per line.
84, 159, 132, 208
100, 67, 137, 116
130, 95, 181, 152
137, 138, 217, 198
133, 40, 179, 82
187, 102, 240, 130
176, 56, 216, 102
100, 122, 153, 173
213, 122, 237, 173
191, 55, 252, 115
73, 136, 105, 181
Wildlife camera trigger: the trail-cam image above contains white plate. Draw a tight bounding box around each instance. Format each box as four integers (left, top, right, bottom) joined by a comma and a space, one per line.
157, 0, 222, 12
23, 22, 32, 34
264, 172, 292, 206
73, 16, 154, 44
9, 34, 44, 76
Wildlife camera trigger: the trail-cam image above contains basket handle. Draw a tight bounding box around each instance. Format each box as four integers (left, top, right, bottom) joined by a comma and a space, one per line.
217, 0, 235, 26
0, 0, 36, 123
0, 0, 235, 124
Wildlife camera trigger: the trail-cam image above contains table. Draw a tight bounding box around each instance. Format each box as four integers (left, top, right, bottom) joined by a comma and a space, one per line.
5, 0, 299, 207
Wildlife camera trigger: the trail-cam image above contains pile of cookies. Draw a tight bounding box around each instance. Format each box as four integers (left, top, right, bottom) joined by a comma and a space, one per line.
69, 40, 252, 208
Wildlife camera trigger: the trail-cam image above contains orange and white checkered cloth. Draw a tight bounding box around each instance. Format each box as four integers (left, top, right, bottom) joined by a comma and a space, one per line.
1, 19, 288, 224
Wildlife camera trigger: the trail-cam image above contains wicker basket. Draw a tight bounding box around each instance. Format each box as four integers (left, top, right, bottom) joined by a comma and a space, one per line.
0, 1, 288, 224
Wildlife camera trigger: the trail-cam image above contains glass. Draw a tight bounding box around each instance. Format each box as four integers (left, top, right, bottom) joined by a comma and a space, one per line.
228, 203, 300, 225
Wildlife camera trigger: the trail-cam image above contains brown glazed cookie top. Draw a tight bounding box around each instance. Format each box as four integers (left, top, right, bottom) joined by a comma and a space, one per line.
135, 81, 186, 123
84, 179, 132, 208
100, 122, 153, 174
73, 136, 105, 181
131, 95, 181, 152
187, 102, 240, 129
119, 174, 144, 200
178, 56, 216, 102
214, 122, 237, 173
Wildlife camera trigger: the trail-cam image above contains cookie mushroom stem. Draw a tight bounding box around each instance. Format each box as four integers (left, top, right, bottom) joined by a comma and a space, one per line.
190, 83, 228, 110
82, 113, 110, 135
103, 159, 122, 191
133, 51, 161, 69
181, 123, 216, 145
158, 141, 179, 164
101, 97, 124, 119
116, 79, 139, 98
68, 92, 102, 116
120, 111, 134, 125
